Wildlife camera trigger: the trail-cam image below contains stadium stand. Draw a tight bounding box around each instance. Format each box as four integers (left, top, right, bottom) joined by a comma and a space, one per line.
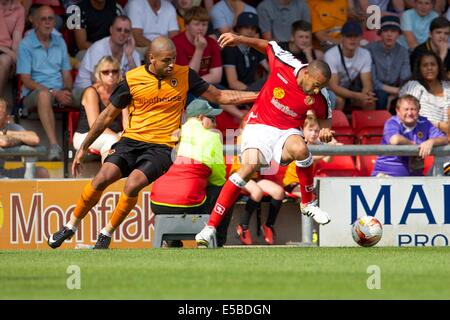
351, 110, 391, 143
355, 154, 377, 176
314, 155, 359, 177
331, 109, 357, 145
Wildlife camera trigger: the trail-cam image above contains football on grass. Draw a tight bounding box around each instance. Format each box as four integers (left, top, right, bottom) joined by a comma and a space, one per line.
351, 216, 383, 247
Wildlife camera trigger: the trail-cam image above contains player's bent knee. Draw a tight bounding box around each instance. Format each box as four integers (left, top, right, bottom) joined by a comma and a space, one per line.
250, 190, 263, 202
292, 147, 309, 161
92, 177, 112, 191
123, 182, 147, 197
92, 167, 121, 190
123, 174, 149, 196
273, 189, 285, 200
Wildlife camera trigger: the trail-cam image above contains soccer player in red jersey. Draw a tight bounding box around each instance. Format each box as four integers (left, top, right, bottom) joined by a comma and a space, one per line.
196, 32, 335, 247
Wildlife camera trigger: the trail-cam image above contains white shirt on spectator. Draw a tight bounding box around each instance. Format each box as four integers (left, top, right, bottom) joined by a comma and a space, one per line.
74, 36, 141, 89
324, 45, 372, 88
399, 80, 450, 123
125, 0, 179, 41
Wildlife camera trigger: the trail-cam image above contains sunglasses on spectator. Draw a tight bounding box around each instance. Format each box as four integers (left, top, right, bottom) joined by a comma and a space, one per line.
39, 16, 55, 22
115, 27, 131, 34
101, 69, 120, 76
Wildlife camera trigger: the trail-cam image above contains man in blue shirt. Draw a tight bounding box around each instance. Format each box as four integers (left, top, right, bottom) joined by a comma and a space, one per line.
372, 94, 447, 176
16, 5, 73, 161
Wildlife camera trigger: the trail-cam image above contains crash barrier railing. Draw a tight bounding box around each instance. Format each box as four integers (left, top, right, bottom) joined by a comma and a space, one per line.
0, 145, 47, 178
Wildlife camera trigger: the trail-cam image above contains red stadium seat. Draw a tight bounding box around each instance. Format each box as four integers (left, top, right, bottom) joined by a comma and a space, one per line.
332, 109, 357, 144
67, 110, 80, 145
314, 156, 359, 177
423, 156, 434, 175
356, 155, 377, 176
61, 27, 76, 56
351, 110, 391, 133
351, 110, 391, 143
360, 132, 383, 145
332, 109, 351, 127
362, 28, 381, 43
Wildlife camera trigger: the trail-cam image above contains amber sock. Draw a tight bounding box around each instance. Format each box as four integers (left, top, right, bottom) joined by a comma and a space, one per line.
109, 193, 138, 230
72, 182, 103, 220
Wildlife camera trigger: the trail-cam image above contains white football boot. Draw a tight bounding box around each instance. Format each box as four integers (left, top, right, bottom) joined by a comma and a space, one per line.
300, 199, 331, 225
195, 225, 217, 248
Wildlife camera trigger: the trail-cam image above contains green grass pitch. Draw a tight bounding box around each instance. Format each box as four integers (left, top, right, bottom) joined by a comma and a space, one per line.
1, 247, 449, 299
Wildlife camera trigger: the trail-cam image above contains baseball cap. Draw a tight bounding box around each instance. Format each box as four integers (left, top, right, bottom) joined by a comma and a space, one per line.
234, 12, 259, 30
186, 99, 223, 118
341, 20, 363, 37
379, 15, 401, 34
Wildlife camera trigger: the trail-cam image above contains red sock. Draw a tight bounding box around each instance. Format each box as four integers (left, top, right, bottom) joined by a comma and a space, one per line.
296, 154, 314, 204
208, 174, 245, 228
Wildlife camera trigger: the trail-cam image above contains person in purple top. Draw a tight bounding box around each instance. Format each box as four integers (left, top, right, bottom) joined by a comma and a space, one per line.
372, 94, 448, 177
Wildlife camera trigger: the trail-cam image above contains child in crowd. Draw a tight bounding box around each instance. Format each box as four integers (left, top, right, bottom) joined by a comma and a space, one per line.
279, 20, 324, 63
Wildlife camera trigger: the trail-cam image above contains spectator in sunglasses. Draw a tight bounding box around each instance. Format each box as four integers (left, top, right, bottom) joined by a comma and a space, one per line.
73, 55, 128, 164
74, 15, 140, 93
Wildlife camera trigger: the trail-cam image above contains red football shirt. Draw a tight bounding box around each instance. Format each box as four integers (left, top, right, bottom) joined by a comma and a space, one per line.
245, 42, 331, 130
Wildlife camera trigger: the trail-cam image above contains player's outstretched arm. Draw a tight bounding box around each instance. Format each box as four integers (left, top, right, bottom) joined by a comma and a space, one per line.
218, 33, 269, 54
201, 85, 259, 106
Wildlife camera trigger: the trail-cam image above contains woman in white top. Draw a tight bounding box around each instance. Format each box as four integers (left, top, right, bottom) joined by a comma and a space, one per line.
73, 56, 128, 162
400, 51, 449, 135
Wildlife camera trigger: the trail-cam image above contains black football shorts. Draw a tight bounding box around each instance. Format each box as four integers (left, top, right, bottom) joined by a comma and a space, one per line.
105, 137, 173, 183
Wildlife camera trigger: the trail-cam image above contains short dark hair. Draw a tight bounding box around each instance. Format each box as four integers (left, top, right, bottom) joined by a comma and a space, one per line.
413, 51, 447, 88
112, 15, 132, 26
184, 6, 209, 24
291, 20, 312, 35
308, 60, 331, 80
429, 16, 450, 32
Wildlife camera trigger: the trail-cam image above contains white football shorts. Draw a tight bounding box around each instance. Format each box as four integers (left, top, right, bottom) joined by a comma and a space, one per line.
240, 123, 303, 166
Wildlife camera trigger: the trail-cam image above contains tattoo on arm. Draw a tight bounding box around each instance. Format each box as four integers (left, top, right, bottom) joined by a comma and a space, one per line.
221, 90, 259, 105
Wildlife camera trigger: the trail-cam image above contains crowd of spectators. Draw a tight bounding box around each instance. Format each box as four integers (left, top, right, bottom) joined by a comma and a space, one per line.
0, 0, 449, 173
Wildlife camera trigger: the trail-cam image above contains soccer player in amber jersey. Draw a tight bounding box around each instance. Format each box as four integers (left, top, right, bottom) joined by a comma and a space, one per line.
196, 32, 335, 248
47, 36, 258, 249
